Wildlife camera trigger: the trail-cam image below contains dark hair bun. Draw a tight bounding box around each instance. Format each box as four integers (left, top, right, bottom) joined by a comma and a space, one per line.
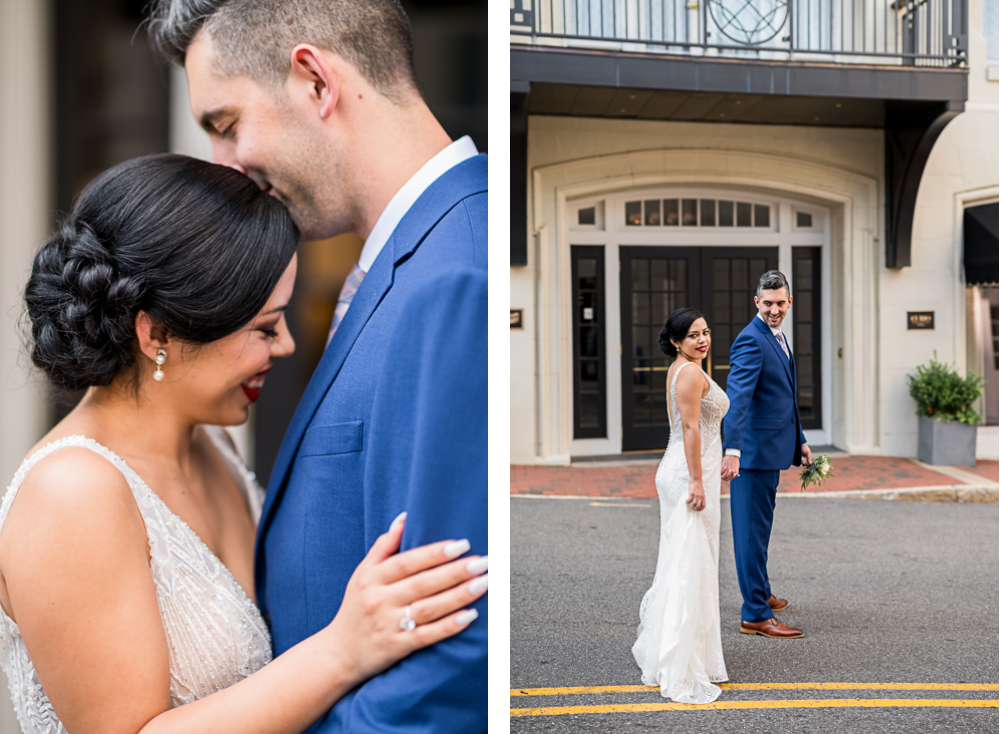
26, 221, 145, 390
658, 307, 705, 357
24, 153, 299, 391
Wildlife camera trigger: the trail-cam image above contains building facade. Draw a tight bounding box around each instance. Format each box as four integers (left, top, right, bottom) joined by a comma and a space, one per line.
511, 0, 998, 464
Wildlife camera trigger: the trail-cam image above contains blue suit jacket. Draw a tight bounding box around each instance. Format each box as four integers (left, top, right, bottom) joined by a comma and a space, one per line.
255, 155, 488, 734
722, 316, 807, 471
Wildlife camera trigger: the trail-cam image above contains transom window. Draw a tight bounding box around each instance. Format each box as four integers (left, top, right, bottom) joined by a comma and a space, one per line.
625, 198, 771, 229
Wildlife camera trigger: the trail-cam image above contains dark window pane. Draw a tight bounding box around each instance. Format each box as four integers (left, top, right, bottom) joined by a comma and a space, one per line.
644, 199, 661, 226
796, 323, 813, 349
632, 392, 651, 423
651, 259, 668, 291
754, 204, 770, 227
652, 291, 669, 327
578, 258, 597, 289
797, 355, 813, 386
626, 201, 642, 226
733, 293, 749, 323
664, 199, 679, 226
732, 259, 748, 290
581, 360, 599, 382
651, 368, 668, 392
750, 259, 766, 282
700, 199, 716, 226
715, 324, 730, 350
633, 293, 650, 325
669, 259, 687, 290
719, 200, 734, 226
682, 199, 698, 226
796, 291, 813, 315
796, 211, 813, 228
580, 326, 597, 357
713, 258, 729, 290
713, 291, 731, 322
633, 326, 651, 359
667, 291, 688, 315
578, 207, 596, 226
737, 201, 752, 226
797, 386, 814, 419
579, 392, 600, 427
795, 257, 813, 282
632, 258, 648, 291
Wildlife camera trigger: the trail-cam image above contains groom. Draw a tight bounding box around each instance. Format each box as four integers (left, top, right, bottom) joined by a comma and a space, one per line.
721, 270, 811, 639
148, 1, 487, 731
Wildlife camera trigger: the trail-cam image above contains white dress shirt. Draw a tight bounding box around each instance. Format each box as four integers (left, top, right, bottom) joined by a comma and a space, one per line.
357, 135, 479, 272
725, 313, 788, 459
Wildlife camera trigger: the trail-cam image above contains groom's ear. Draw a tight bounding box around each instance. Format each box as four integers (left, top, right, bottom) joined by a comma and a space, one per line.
288, 44, 341, 120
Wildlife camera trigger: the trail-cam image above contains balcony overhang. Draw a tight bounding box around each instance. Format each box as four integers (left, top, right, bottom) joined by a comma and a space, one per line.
511, 46, 968, 268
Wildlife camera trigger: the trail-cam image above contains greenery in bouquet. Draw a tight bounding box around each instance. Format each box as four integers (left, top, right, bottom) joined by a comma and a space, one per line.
799, 453, 834, 492
907, 352, 986, 426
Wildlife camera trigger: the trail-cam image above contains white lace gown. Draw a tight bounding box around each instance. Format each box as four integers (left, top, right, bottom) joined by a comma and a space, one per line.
632, 361, 730, 704
0, 428, 272, 734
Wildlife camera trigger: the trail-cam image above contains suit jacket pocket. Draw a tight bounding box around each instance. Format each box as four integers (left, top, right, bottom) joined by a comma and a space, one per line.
749, 417, 784, 430
299, 421, 364, 457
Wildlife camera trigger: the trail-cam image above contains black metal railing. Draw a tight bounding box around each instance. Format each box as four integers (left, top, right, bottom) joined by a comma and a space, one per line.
510, 0, 967, 68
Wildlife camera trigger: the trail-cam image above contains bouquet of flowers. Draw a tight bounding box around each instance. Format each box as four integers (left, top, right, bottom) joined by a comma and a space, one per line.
799, 454, 834, 492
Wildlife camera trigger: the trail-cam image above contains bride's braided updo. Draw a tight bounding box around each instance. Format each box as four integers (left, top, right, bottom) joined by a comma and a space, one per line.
25, 154, 299, 390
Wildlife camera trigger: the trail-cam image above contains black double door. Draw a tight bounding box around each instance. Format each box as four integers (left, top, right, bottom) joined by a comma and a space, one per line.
620, 246, 778, 451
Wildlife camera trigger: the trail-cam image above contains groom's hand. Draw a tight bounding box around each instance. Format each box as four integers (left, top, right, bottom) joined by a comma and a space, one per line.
801, 443, 812, 465
721, 455, 740, 481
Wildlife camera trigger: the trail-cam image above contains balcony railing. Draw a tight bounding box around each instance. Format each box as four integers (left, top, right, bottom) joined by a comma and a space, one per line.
510, 0, 967, 68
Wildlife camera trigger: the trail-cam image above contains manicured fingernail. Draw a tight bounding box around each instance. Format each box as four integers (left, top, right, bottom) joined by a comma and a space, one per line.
443, 539, 470, 558
455, 609, 479, 626
466, 556, 488, 575
391, 511, 407, 529
469, 574, 488, 595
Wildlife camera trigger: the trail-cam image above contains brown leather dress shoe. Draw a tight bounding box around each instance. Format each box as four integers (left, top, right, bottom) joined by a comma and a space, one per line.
739, 618, 803, 638
767, 595, 789, 612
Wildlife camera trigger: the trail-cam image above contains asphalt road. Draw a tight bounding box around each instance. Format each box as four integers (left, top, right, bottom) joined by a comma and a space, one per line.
510, 495, 999, 733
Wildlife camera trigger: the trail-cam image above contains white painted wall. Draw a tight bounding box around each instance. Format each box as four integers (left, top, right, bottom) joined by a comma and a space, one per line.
0, 0, 50, 728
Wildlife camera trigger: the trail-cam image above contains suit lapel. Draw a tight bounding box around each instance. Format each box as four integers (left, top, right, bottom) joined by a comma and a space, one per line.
752, 316, 794, 386
256, 153, 489, 542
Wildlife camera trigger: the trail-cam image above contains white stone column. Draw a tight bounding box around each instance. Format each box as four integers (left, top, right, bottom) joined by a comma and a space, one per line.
0, 0, 51, 729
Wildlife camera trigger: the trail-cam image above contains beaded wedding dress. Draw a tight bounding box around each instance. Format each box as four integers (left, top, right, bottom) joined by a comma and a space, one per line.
632, 361, 729, 704
0, 427, 272, 734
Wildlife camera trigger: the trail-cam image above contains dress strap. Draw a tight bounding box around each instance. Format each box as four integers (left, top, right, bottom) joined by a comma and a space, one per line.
0, 436, 143, 537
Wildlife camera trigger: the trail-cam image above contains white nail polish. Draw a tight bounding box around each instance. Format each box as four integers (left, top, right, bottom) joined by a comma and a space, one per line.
466, 556, 488, 575
468, 575, 488, 595
443, 539, 471, 558
391, 511, 407, 529
455, 609, 479, 626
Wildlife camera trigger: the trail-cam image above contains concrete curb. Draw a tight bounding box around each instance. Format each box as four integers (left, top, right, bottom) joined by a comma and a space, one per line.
511, 485, 1000, 503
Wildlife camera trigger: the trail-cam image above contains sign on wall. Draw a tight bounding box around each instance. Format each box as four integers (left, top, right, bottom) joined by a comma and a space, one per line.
907, 311, 935, 330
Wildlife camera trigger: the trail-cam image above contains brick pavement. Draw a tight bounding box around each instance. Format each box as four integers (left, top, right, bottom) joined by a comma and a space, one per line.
510, 456, 1000, 499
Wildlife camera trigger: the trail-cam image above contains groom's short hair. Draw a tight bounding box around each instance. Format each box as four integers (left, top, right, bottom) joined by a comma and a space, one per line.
757, 270, 790, 299
146, 0, 417, 102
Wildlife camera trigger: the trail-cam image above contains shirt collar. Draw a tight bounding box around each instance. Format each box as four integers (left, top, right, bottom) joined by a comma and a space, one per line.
757, 311, 783, 336
357, 136, 479, 272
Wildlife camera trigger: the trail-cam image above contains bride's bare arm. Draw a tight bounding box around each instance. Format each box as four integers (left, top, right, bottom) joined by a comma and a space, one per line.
675, 365, 710, 512
0, 449, 485, 734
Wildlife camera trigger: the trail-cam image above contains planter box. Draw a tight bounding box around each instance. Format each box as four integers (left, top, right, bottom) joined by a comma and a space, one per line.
917, 415, 977, 467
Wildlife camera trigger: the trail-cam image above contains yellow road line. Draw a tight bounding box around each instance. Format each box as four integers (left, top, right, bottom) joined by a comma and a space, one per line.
510, 682, 999, 696
510, 699, 999, 716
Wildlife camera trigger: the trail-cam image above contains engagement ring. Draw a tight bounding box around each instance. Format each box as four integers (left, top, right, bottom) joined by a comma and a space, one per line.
399, 605, 417, 632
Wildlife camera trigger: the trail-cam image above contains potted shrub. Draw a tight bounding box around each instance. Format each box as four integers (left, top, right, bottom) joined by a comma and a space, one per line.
908, 353, 986, 467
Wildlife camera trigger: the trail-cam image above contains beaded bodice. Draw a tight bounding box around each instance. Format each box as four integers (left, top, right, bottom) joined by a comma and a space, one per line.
0, 428, 272, 733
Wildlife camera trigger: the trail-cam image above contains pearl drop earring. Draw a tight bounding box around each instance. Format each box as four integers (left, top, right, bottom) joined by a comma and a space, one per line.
153, 348, 167, 381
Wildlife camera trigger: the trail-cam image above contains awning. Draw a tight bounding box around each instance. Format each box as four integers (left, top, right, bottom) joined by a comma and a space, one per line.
964, 203, 999, 286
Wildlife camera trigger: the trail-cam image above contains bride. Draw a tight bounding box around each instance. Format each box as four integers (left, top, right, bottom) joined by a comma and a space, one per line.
631, 307, 729, 704
1, 154, 487, 734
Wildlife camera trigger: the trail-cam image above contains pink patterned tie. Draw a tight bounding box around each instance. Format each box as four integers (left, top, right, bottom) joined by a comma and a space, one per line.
328, 263, 366, 343
776, 331, 790, 359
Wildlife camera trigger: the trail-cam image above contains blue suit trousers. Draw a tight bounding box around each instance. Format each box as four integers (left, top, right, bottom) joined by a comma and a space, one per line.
729, 468, 779, 622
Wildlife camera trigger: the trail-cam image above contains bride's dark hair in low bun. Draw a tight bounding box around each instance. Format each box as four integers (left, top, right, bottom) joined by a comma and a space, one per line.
658, 307, 705, 357
25, 153, 299, 391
